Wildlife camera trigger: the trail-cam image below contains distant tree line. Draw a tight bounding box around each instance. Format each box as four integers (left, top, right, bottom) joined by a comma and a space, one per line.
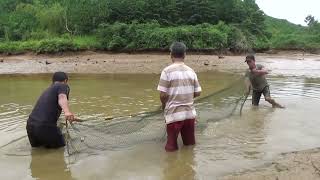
0, 0, 319, 53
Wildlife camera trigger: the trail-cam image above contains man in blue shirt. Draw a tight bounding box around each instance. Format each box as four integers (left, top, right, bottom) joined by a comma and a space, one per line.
26, 72, 76, 148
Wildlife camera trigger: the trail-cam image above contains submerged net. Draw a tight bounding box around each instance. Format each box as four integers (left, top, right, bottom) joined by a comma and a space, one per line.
63, 110, 165, 156
63, 77, 246, 156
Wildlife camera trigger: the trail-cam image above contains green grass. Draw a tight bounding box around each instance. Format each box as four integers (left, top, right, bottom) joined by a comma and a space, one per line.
0, 36, 101, 54
73, 35, 101, 50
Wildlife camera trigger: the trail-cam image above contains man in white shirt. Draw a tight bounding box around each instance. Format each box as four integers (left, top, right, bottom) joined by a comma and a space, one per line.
157, 42, 202, 152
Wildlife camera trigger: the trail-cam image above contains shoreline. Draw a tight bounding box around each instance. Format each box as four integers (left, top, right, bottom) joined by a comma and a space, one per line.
1, 48, 320, 56
0, 51, 247, 74
0, 50, 316, 75
221, 147, 320, 180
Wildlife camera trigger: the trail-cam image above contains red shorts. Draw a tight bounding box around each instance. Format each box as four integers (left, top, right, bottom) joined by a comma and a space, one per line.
165, 119, 195, 152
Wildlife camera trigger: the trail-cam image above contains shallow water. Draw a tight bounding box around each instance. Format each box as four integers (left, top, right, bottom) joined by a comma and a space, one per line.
0, 59, 320, 180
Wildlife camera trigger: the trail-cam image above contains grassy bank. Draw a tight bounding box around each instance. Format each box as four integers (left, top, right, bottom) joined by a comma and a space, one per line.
0, 36, 100, 54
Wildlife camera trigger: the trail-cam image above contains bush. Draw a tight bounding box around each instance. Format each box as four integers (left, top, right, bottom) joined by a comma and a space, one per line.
0, 41, 38, 54
35, 38, 76, 53
97, 22, 232, 51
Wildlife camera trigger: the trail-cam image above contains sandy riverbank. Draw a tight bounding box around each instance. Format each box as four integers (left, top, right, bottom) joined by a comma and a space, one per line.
0, 51, 246, 74
221, 148, 320, 180
0, 50, 313, 74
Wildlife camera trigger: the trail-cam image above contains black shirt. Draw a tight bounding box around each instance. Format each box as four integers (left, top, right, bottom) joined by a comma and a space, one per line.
28, 83, 70, 126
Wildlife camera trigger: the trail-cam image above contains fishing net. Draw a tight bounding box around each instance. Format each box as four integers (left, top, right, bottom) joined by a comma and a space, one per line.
195, 79, 246, 131
63, 77, 246, 156
63, 109, 165, 156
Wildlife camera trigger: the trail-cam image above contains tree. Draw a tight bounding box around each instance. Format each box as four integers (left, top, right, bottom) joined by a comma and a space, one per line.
6, 3, 38, 40
304, 15, 318, 27
36, 3, 65, 34
63, 0, 110, 34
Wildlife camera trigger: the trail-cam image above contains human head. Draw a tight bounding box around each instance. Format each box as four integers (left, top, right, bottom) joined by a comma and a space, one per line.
52, 72, 68, 83
245, 55, 256, 69
170, 42, 187, 61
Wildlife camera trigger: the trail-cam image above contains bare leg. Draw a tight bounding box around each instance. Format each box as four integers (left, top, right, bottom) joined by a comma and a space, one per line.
265, 97, 285, 108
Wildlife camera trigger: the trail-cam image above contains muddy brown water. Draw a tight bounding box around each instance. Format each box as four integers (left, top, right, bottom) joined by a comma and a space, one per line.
0, 58, 320, 180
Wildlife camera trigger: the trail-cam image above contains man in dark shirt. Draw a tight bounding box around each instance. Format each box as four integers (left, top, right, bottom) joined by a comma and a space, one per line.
244, 55, 284, 108
26, 72, 76, 148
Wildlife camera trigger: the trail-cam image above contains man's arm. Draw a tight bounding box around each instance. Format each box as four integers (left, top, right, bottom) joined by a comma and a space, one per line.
194, 73, 201, 98
251, 68, 268, 75
160, 91, 168, 110
251, 64, 269, 76
58, 94, 75, 122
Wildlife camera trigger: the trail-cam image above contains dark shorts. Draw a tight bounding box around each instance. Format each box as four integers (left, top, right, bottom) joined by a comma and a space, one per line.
252, 86, 271, 106
165, 119, 195, 152
26, 123, 65, 149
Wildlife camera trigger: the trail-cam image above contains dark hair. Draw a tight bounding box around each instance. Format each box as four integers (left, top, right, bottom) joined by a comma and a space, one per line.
170, 42, 187, 58
245, 55, 255, 62
52, 72, 68, 82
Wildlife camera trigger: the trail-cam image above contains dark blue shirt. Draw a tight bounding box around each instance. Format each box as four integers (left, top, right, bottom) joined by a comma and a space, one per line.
28, 83, 70, 126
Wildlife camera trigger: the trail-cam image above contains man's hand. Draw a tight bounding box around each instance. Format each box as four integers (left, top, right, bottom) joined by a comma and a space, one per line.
64, 111, 75, 122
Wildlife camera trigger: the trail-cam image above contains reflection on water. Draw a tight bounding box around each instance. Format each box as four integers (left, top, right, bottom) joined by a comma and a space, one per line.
30, 148, 73, 180
0, 71, 320, 179
163, 147, 195, 180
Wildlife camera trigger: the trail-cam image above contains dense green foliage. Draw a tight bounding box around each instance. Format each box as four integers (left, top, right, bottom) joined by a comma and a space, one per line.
0, 0, 319, 53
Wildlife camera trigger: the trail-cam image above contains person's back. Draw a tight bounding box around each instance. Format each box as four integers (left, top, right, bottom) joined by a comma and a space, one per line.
26, 72, 76, 149
158, 42, 201, 152
159, 63, 200, 123
28, 83, 69, 126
